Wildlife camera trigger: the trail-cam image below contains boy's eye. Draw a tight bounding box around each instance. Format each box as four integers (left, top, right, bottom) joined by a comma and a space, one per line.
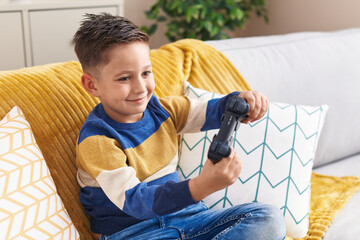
118, 76, 130, 81
143, 71, 152, 76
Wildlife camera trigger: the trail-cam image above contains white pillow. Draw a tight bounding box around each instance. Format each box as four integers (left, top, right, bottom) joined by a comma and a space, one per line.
0, 106, 80, 240
178, 82, 328, 238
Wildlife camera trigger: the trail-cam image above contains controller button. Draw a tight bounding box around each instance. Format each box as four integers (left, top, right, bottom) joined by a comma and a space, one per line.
228, 98, 236, 111
210, 142, 218, 152
236, 102, 245, 113
218, 144, 230, 156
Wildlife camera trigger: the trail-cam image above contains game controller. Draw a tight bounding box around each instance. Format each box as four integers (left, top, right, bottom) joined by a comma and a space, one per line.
208, 95, 250, 164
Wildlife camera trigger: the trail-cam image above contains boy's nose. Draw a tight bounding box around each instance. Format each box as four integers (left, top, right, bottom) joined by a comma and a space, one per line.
133, 77, 147, 93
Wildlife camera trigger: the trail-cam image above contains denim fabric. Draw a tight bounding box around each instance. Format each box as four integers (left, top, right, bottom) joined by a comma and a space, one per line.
99, 202, 286, 240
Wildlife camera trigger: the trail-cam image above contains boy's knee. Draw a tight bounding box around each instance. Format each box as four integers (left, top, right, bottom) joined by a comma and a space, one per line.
218, 203, 286, 239
258, 203, 286, 239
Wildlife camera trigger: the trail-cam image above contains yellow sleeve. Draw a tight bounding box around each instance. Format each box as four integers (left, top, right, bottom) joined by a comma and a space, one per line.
159, 96, 208, 134
76, 135, 127, 180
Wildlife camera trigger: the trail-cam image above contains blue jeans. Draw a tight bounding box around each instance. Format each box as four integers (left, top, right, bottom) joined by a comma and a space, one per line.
100, 202, 286, 240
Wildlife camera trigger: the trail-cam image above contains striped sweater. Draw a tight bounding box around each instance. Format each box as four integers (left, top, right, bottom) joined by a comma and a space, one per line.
76, 93, 238, 235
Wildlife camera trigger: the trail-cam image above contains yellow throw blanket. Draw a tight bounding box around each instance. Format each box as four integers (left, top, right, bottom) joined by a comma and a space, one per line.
150, 39, 251, 97
0, 39, 359, 239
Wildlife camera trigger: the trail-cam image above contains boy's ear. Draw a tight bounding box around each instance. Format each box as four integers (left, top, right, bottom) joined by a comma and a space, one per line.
81, 73, 100, 97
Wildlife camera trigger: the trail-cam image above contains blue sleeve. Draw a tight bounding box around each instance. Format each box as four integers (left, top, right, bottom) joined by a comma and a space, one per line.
123, 179, 197, 219
201, 91, 240, 131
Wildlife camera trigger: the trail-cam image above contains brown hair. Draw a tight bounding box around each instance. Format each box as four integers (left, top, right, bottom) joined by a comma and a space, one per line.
73, 13, 149, 72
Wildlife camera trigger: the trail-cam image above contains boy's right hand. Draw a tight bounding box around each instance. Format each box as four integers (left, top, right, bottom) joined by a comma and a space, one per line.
188, 149, 242, 202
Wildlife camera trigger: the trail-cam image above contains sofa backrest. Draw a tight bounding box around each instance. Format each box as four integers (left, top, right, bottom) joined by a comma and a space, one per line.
207, 28, 360, 167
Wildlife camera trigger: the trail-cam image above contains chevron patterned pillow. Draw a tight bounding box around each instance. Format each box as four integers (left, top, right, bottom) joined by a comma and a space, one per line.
0, 106, 80, 240
178, 82, 328, 238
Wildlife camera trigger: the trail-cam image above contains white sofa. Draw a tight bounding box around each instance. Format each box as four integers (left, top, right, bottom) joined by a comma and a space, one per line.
206, 28, 360, 239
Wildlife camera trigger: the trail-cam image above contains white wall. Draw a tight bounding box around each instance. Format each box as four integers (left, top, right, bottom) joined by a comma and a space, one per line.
123, 0, 168, 49
233, 0, 360, 37
124, 0, 360, 48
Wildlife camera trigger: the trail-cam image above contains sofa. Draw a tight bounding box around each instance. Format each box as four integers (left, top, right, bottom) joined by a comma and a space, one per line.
0, 28, 359, 240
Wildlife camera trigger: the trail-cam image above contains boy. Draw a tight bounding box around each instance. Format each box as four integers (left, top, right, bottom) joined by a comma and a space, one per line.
73, 13, 286, 240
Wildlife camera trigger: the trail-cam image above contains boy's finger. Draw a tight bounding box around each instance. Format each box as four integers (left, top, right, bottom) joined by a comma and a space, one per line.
248, 92, 263, 122
217, 148, 235, 166
230, 152, 242, 178
253, 94, 268, 121
239, 91, 255, 123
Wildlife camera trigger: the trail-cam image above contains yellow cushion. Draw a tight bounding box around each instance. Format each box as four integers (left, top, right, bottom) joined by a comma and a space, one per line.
0, 106, 80, 239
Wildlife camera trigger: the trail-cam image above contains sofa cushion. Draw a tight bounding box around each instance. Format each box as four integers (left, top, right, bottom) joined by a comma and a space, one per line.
206, 28, 360, 167
0, 106, 80, 239
178, 82, 328, 238
314, 153, 360, 178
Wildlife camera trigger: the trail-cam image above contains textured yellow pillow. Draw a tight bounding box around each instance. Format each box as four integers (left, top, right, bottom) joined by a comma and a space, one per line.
0, 106, 79, 240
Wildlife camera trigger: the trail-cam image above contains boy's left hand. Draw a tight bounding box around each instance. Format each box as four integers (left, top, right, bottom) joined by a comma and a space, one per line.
238, 91, 268, 124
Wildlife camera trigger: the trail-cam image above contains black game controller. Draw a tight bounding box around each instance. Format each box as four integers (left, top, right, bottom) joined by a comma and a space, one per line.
208, 96, 250, 164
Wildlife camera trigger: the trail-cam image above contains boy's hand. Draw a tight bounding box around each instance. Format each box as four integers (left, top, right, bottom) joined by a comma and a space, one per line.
238, 91, 268, 124
188, 149, 241, 201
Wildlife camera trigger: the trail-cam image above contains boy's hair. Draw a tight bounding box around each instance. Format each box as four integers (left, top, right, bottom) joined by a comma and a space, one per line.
73, 13, 149, 72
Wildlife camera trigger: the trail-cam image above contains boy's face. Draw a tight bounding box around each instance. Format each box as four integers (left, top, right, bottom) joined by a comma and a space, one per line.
85, 42, 155, 123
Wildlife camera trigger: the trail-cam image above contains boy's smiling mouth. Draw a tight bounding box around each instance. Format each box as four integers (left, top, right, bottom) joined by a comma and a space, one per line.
128, 96, 147, 104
